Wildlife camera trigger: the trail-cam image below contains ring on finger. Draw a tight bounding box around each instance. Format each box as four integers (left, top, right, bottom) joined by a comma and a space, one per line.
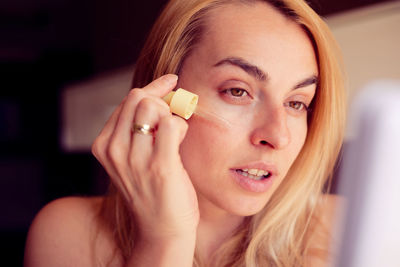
132, 123, 155, 136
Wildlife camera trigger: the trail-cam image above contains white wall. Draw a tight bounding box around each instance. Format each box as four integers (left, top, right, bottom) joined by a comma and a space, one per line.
326, 1, 400, 101
61, 66, 133, 152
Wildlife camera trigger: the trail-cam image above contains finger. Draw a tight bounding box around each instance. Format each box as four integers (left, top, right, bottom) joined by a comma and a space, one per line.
95, 96, 126, 144
130, 98, 171, 166
94, 75, 178, 204
112, 75, 174, 152
93, 74, 176, 163
92, 96, 137, 198
143, 74, 178, 97
91, 98, 126, 179
153, 115, 188, 166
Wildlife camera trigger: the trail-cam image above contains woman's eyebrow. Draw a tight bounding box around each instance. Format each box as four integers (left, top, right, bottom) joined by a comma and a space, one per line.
213, 57, 318, 90
213, 57, 268, 81
293, 75, 318, 90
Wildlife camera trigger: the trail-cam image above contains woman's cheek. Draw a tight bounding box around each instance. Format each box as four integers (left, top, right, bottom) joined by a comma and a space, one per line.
179, 116, 231, 176
289, 120, 308, 162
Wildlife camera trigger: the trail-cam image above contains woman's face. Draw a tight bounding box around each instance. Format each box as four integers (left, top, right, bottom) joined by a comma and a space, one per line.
177, 2, 318, 216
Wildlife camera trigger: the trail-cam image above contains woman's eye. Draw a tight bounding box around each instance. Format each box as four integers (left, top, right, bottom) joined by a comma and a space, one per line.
219, 86, 252, 105
225, 88, 248, 97
286, 101, 308, 111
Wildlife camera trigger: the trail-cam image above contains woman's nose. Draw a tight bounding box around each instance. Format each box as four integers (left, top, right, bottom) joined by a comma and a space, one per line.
250, 107, 290, 150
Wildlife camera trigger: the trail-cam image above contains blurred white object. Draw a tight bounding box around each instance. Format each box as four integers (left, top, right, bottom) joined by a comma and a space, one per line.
336, 80, 400, 267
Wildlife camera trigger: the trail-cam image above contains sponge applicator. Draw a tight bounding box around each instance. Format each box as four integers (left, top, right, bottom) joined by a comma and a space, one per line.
163, 88, 198, 119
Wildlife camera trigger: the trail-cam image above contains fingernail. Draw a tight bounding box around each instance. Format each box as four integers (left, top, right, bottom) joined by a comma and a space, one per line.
162, 74, 178, 85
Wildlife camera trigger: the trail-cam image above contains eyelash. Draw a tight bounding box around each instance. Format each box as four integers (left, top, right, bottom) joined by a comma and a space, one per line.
221, 87, 312, 114
221, 88, 249, 98
284, 101, 310, 112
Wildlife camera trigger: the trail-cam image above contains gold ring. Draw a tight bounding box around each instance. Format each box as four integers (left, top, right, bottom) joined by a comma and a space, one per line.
132, 123, 155, 135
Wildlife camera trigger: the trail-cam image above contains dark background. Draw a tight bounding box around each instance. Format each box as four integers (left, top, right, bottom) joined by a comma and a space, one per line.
0, 0, 393, 266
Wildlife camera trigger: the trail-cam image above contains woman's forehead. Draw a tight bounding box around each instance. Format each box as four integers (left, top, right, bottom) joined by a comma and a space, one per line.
205, 1, 294, 33
190, 2, 318, 80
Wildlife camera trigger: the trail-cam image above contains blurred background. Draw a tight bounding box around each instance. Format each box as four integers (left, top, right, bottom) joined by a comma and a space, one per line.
1, 0, 399, 266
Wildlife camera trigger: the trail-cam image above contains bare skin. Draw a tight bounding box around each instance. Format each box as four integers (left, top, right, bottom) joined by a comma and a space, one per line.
24, 195, 342, 266
25, 2, 343, 267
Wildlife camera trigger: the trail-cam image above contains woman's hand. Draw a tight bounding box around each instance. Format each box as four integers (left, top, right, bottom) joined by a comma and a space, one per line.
91, 74, 200, 243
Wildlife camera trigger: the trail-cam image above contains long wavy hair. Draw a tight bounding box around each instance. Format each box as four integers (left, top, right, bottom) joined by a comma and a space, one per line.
97, 0, 346, 266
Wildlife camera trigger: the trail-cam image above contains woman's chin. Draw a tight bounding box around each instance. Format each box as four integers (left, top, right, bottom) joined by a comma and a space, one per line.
214, 195, 271, 217
229, 203, 268, 217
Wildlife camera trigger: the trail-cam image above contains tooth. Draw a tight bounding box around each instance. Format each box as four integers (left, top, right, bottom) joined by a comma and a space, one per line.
256, 170, 265, 176
242, 171, 248, 177
252, 174, 262, 180
243, 168, 248, 172
248, 169, 258, 175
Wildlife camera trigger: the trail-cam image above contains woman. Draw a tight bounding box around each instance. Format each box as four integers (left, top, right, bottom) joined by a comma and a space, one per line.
24, 0, 346, 266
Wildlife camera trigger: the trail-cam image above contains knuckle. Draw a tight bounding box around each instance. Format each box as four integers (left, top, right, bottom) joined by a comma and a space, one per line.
91, 136, 105, 159
161, 116, 187, 132
160, 115, 176, 129
149, 161, 171, 180
91, 139, 100, 158
155, 98, 171, 114
136, 97, 157, 115
128, 88, 144, 100
136, 97, 170, 118
107, 140, 126, 166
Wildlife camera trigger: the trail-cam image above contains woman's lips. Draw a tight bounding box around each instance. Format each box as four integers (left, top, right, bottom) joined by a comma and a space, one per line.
234, 162, 277, 177
230, 168, 276, 193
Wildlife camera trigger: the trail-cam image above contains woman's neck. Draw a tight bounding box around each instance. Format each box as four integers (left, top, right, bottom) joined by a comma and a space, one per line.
195, 194, 246, 263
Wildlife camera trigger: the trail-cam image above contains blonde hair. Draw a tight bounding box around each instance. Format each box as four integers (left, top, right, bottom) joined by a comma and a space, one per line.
98, 0, 346, 266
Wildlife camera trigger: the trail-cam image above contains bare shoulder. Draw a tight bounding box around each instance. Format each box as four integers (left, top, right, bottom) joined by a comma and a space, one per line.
24, 196, 119, 267
306, 194, 346, 267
